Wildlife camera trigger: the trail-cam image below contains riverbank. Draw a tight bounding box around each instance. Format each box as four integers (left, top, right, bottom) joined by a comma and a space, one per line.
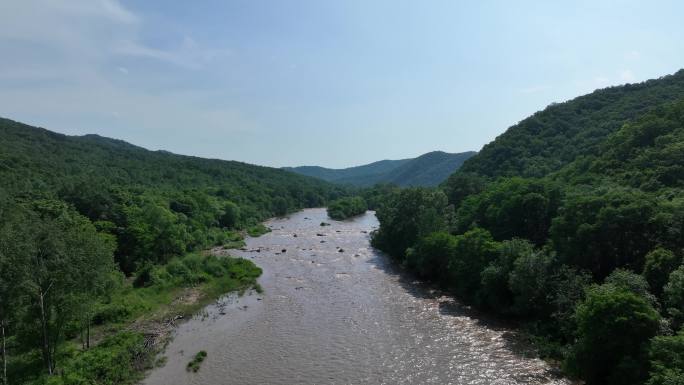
11, 250, 261, 385
143, 208, 571, 385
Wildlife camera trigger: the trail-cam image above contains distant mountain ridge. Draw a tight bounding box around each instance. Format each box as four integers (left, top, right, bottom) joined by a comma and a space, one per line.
285, 151, 476, 187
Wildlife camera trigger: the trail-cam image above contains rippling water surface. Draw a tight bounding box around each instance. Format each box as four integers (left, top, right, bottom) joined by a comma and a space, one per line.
143, 208, 571, 385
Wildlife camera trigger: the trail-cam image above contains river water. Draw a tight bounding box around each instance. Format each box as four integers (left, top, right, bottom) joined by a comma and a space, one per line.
143, 208, 570, 385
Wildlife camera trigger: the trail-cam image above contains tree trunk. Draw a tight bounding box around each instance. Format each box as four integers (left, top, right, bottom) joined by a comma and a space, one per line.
39, 289, 52, 375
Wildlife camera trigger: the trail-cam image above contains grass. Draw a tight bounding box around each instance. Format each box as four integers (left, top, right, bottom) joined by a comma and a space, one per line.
223, 230, 247, 249
247, 223, 271, 237
16, 252, 262, 385
186, 351, 208, 373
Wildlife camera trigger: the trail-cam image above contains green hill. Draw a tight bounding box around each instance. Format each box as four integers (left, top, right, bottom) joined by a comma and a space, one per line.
0, 117, 346, 272
373, 69, 684, 385
458, 69, 684, 178
285, 150, 476, 187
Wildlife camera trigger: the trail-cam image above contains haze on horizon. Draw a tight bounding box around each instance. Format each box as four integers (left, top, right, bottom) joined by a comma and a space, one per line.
0, 0, 683, 168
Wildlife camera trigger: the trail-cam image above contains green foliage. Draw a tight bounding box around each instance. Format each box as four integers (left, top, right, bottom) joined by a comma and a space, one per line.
460, 69, 684, 178
664, 266, 684, 330
372, 72, 684, 384
0, 118, 289, 384
647, 331, 684, 385
477, 239, 534, 312
604, 268, 659, 307
567, 285, 660, 385
360, 184, 400, 210
644, 248, 682, 298
405, 232, 456, 283
371, 188, 450, 259
550, 186, 660, 278
508, 249, 557, 317
45, 332, 151, 385
218, 201, 240, 229
327, 197, 367, 220
455, 177, 562, 245
0, 117, 347, 274
446, 228, 500, 300
246, 224, 271, 237
186, 351, 208, 373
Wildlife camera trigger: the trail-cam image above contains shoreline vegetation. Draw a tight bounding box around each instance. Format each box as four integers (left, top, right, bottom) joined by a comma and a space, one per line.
326, 197, 368, 220
0, 117, 348, 385
8, 234, 262, 385
368, 72, 684, 385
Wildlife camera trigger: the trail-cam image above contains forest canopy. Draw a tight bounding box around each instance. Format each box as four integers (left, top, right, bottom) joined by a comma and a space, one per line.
371, 70, 684, 385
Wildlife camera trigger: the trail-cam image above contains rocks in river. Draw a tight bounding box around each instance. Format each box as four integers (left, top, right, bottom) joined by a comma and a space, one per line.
316, 233, 326, 237
320, 222, 330, 226
338, 248, 344, 253
361, 230, 368, 234
293, 234, 298, 237
320, 240, 326, 243
281, 249, 287, 253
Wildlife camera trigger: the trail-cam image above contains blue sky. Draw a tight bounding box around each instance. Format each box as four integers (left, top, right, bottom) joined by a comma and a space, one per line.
1, 1, 683, 168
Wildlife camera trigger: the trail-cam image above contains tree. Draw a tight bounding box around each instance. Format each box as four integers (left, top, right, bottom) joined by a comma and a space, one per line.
442, 172, 488, 207
478, 238, 534, 313
219, 201, 240, 228
372, 188, 450, 260
446, 228, 500, 301
644, 248, 681, 298
19, 201, 116, 374
405, 232, 457, 283
604, 268, 658, 307
551, 187, 658, 279
455, 177, 562, 245
327, 197, 367, 220
272, 197, 289, 217
567, 285, 660, 385
647, 331, 684, 385
508, 249, 556, 317
664, 266, 684, 330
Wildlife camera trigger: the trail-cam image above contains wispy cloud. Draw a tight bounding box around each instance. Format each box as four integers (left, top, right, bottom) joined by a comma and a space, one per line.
0, 0, 254, 145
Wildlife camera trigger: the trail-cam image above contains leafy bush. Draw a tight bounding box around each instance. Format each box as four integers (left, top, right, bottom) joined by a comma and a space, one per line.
327, 197, 367, 220
186, 351, 208, 373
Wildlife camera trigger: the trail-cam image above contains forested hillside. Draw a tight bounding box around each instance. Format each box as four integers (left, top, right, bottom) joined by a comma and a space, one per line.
286, 150, 476, 187
372, 70, 684, 385
284, 158, 412, 185
460, 69, 684, 178
0, 118, 347, 384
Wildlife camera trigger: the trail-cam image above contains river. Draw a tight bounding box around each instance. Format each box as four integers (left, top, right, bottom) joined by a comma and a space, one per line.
143, 208, 570, 385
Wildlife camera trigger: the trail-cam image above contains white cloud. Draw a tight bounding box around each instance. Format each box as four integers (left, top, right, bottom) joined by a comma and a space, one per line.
0, 0, 253, 146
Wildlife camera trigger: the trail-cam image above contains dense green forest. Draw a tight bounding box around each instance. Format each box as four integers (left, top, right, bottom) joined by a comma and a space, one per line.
326, 197, 368, 220
371, 69, 684, 385
0, 118, 347, 384
285, 150, 476, 187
